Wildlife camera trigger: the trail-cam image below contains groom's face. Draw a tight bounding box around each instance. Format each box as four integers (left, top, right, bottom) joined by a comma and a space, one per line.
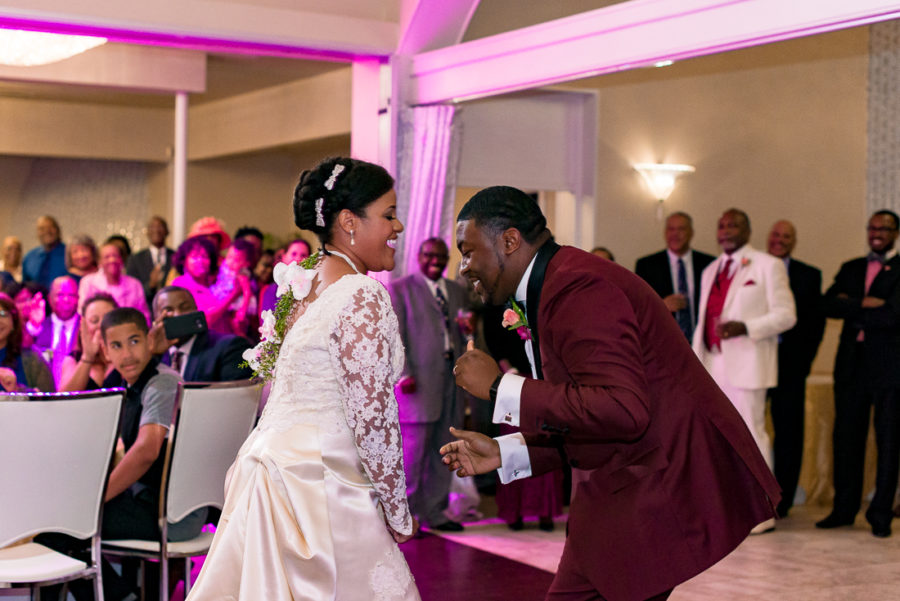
456, 219, 513, 306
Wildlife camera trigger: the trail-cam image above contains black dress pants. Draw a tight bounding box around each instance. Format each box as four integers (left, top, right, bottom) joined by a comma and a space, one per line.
769, 374, 807, 516
832, 360, 900, 528
37, 487, 159, 601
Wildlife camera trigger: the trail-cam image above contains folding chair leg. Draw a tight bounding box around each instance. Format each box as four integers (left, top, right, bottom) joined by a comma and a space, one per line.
160, 558, 169, 601
183, 557, 192, 597
94, 571, 105, 601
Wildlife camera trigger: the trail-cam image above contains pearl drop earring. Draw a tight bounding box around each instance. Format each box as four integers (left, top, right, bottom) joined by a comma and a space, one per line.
350, 230, 356, 246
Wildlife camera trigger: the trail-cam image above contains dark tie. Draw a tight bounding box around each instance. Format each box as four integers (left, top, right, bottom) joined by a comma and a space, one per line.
675, 257, 692, 339
434, 285, 450, 332
170, 349, 184, 373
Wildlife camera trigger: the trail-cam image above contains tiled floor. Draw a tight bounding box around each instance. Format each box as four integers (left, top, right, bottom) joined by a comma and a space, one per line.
424, 505, 900, 601
6, 505, 895, 600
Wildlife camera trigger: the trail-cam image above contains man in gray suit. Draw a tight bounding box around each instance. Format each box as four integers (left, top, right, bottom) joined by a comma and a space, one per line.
390, 238, 469, 531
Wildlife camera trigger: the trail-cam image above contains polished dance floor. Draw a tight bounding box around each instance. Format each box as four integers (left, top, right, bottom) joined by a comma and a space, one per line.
6, 504, 893, 600
401, 504, 900, 601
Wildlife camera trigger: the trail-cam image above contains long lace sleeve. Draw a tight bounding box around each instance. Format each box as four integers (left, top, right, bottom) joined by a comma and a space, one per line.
329, 279, 413, 535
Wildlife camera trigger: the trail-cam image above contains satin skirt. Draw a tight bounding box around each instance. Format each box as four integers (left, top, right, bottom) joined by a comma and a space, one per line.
186, 422, 419, 601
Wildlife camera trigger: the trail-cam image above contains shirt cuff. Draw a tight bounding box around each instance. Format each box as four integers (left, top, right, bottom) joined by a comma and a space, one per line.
496, 433, 532, 484
492, 373, 525, 426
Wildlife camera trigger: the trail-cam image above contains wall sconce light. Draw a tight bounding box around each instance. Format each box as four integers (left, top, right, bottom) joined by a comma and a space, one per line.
0, 29, 107, 67
634, 162, 695, 219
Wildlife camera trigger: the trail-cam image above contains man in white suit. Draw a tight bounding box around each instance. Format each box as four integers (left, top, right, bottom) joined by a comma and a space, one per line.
693, 209, 796, 527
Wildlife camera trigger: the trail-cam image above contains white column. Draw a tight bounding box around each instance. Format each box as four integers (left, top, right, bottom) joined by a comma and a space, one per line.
172, 91, 188, 244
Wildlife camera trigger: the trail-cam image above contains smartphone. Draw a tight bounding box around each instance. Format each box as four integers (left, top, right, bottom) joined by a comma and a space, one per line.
163, 311, 208, 340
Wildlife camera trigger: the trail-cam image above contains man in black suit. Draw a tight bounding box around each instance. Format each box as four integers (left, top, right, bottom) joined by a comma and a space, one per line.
152, 285, 253, 382
127, 216, 174, 307
817, 210, 900, 538
766, 220, 825, 517
635, 212, 715, 339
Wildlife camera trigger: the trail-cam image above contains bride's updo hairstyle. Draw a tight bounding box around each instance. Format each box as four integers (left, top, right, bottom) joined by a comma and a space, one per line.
293, 157, 395, 250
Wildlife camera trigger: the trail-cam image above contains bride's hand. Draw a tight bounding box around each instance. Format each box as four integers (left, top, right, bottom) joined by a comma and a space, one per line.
388, 516, 419, 544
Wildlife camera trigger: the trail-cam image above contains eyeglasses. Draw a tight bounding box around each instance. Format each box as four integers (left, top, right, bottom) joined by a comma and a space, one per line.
867, 226, 898, 233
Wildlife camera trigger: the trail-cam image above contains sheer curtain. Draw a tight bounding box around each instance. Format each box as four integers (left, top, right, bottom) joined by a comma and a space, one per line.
393, 104, 461, 279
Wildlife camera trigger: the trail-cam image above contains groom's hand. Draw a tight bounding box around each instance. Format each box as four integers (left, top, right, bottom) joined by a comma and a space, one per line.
440, 427, 501, 477
453, 340, 500, 400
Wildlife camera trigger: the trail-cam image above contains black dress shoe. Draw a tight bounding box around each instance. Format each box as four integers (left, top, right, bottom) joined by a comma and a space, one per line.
815, 513, 855, 529
871, 524, 892, 538
538, 517, 554, 532
507, 518, 524, 531
432, 520, 464, 532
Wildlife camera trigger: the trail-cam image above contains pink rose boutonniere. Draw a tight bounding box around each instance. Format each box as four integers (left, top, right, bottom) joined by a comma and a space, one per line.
740, 257, 751, 268
502, 298, 531, 341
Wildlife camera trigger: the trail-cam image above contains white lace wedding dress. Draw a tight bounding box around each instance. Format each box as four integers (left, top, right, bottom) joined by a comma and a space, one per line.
187, 272, 420, 601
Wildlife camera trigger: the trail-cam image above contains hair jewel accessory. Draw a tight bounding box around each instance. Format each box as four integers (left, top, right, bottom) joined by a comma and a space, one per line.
315, 198, 325, 227
324, 164, 345, 191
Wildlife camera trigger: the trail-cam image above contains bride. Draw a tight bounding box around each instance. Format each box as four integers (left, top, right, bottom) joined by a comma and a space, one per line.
187, 157, 420, 601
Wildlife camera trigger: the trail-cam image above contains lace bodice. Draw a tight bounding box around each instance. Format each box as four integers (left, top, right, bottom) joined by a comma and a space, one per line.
257, 273, 412, 534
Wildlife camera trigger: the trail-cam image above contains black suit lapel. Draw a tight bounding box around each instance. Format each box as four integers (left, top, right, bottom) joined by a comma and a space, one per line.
525, 240, 561, 380
870, 255, 900, 295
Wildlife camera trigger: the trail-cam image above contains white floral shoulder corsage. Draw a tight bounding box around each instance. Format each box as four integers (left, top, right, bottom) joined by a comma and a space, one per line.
241, 252, 322, 382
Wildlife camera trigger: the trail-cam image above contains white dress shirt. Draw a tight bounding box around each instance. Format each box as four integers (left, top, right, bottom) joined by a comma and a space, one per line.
51, 314, 79, 352
490, 253, 539, 483
168, 335, 196, 379
422, 275, 451, 352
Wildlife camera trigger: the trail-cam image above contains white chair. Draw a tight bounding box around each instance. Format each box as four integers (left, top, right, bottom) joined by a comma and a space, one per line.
0, 389, 125, 601
102, 381, 260, 601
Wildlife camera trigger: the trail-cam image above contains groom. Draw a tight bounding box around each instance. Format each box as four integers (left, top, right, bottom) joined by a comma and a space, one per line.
443, 186, 780, 601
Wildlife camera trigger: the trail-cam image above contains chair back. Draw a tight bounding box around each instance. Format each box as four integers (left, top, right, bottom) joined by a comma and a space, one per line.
0, 389, 124, 547
163, 382, 260, 523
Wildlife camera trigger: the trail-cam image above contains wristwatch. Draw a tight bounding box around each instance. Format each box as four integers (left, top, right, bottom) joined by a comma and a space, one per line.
489, 373, 504, 402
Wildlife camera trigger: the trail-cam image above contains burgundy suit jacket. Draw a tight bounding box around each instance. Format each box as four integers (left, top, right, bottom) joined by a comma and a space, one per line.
519, 244, 780, 601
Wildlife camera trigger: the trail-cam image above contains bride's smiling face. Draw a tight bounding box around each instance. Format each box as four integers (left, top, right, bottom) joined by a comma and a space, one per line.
355, 189, 403, 272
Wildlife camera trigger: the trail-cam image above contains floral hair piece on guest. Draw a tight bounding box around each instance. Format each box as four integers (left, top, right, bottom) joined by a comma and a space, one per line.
502, 298, 531, 341
241, 252, 322, 382
315, 198, 325, 227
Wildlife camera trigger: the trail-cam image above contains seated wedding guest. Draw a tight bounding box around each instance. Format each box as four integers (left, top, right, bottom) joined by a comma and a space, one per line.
127, 216, 174, 308
3, 280, 45, 349
259, 238, 311, 313
5, 280, 43, 321
58, 292, 118, 392
26, 275, 80, 387
38, 307, 204, 601
104, 234, 132, 266
234, 226, 264, 268
210, 239, 255, 337
22, 215, 67, 288
254, 249, 276, 289
0, 235, 23, 283
152, 286, 252, 382
171, 237, 242, 334
590, 246, 615, 262
0, 292, 53, 392
79, 242, 150, 322
187, 216, 231, 256
65, 234, 99, 283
